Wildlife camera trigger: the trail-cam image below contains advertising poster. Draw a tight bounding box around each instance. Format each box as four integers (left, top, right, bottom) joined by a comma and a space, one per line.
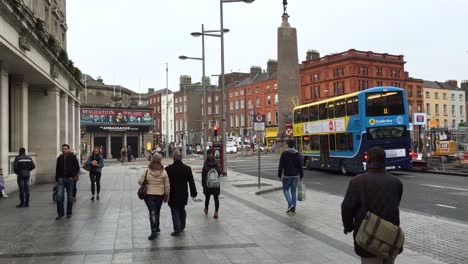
80, 108, 153, 126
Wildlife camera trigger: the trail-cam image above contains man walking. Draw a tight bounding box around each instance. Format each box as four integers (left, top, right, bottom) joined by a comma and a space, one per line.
165, 150, 197, 236
341, 147, 403, 264
278, 139, 304, 214
55, 144, 80, 220
13, 148, 35, 207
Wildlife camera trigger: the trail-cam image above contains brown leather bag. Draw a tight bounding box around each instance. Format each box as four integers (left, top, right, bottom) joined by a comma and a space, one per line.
137, 170, 148, 200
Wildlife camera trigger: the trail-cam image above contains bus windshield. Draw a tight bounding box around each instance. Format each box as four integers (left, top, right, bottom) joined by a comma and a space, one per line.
367, 126, 406, 140
366, 91, 404, 116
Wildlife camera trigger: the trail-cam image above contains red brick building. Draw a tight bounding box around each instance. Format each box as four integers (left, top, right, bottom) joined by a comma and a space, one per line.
300, 49, 424, 123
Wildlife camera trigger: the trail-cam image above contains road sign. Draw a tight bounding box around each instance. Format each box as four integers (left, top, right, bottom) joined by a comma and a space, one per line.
254, 122, 265, 132
285, 128, 293, 136
255, 114, 264, 122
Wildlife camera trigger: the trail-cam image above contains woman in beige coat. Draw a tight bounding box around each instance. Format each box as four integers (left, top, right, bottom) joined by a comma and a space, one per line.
139, 154, 170, 240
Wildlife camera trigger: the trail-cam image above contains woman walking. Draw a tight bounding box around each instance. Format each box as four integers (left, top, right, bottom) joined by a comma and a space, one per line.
85, 146, 105, 201
139, 154, 170, 240
201, 154, 221, 219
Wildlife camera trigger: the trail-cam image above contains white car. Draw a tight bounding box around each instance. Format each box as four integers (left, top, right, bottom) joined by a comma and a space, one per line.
226, 143, 237, 153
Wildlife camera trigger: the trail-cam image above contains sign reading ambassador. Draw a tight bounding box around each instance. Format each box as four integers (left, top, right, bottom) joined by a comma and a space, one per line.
80, 108, 153, 126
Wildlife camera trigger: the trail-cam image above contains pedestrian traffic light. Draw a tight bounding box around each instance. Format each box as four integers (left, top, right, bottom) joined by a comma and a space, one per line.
213, 125, 219, 137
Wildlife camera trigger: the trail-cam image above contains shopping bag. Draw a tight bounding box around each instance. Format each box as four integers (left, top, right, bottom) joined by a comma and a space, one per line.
297, 182, 306, 201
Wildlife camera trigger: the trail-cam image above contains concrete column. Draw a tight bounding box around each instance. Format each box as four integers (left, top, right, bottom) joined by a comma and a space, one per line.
9, 75, 29, 152
75, 103, 80, 152
106, 132, 112, 159
28, 87, 61, 183
68, 98, 75, 152
123, 132, 127, 147
138, 132, 143, 157
90, 132, 94, 151
59, 93, 68, 145
0, 66, 9, 174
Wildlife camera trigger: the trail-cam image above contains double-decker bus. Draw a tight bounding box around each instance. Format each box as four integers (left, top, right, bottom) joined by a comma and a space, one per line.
293, 86, 412, 175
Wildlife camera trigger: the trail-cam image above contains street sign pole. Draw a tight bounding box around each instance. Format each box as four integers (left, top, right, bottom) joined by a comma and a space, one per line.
254, 113, 265, 189
258, 131, 261, 188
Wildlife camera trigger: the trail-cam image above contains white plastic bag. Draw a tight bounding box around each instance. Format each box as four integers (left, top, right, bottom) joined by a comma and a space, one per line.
297, 182, 306, 201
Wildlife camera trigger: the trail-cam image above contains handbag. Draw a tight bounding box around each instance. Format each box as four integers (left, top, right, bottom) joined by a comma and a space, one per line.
137, 169, 148, 200
355, 178, 405, 258
297, 181, 306, 201
83, 163, 92, 172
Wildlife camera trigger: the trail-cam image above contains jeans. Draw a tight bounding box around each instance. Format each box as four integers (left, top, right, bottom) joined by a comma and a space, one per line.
205, 193, 219, 212
73, 181, 77, 198
144, 195, 164, 232
282, 177, 299, 208
361, 257, 395, 264
90, 172, 102, 195
170, 206, 186, 232
17, 176, 30, 205
57, 177, 74, 216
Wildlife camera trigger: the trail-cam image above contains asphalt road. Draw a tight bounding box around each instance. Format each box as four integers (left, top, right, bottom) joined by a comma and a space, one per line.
227, 155, 468, 223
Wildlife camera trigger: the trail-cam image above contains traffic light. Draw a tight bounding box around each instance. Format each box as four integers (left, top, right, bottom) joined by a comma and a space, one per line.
213, 125, 219, 137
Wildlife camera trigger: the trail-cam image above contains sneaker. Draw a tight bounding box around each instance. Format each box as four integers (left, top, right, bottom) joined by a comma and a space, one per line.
91, 196, 95, 201
203, 208, 208, 215
97, 195, 100, 200
291, 207, 296, 214
171, 232, 181, 237
214, 212, 219, 219
16, 204, 25, 208
66, 214, 72, 219
55, 216, 63, 220
148, 232, 157, 240
286, 205, 294, 213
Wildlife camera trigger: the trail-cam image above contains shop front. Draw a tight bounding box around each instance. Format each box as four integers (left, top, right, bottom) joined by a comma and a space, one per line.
265, 126, 278, 147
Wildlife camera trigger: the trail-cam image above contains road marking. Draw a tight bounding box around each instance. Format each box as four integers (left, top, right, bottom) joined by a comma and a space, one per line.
420, 184, 468, 192
435, 204, 457, 209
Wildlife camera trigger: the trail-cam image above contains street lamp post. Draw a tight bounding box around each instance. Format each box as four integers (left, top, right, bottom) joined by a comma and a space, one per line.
180, 26, 228, 162
219, 0, 254, 176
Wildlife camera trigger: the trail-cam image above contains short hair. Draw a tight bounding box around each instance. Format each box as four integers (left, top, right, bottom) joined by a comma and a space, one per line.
62, 144, 70, 149
151, 153, 162, 165
367, 147, 386, 168
19, 148, 26, 154
173, 150, 182, 161
206, 154, 215, 163
287, 139, 295, 148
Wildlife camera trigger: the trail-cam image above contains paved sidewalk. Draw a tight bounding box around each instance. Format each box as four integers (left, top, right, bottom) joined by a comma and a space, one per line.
0, 159, 460, 263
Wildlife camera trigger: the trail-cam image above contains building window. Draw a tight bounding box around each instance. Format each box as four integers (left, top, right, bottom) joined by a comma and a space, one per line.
313, 86, 320, 98
391, 70, 398, 78
358, 80, 369, 91
334, 82, 344, 96
235, 101, 239, 110
208, 107, 212, 115
443, 93, 447, 100
157, 97, 160, 103
267, 95, 271, 106
452, 119, 456, 128
359, 67, 368, 75
248, 100, 252, 109
256, 87, 260, 93
443, 104, 447, 115
208, 97, 212, 103
407, 85, 413, 97
274, 83, 278, 90
435, 104, 439, 115
267, 112, 271, 125
425, 92, 430, 98
247, 88, 251, 95
240, 90, 244, 96
417, 104, 422, 112
376, 67, 383, 77
444, 120, 448, 128
241, 99, 245, 109
377, 81, 383, 86
235, 92, 238, 97
275, 94, 278, 104
266, 85, 270, 92
184, 96, 187, 102
426, 103, 430, 114
460, 94, 464, 101
275, 112, 278, 124
391, 82, 399, 87
435, 92, 439, 99
256, 97, 260, 107
461, 106, 464, 115
417, 86, 422, 97
215, 104, 219, 114
452, 105, 455, 116
313, 73, 320, 82
230, 101, 234, 110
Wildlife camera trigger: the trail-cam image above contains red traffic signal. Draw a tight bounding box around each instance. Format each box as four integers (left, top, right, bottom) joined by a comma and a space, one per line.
213, 125, 219, 137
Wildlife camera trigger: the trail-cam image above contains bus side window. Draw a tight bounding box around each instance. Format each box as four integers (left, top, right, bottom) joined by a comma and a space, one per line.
294, 109, 302, 123
328, 102, 335, 119
329, 134, 336, 151
302, 107, 309, 122
303, 136, 310, 150
309, 106, 318, 121
335, 99, 345, 118
347, 97, 358, 116
319, 103, 327, 120
311, 135, 320, 150
336, 133, 347, 151
347, 133, 354, 151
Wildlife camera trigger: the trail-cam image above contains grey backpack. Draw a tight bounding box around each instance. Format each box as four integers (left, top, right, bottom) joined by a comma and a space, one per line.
206, 168, 220, 188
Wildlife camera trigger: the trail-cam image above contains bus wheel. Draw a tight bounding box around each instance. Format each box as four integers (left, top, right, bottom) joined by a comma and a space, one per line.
340, 161, 348, 175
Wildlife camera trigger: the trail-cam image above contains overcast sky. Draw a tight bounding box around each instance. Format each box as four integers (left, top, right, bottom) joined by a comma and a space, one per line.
67, 0, 468, 93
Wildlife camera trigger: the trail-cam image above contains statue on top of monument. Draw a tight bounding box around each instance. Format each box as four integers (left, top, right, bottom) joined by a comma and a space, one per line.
283, 0, 288, 15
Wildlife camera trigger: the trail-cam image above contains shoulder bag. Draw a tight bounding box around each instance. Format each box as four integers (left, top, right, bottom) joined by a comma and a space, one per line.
137, 169, 148, 200
355, 177, 405, 258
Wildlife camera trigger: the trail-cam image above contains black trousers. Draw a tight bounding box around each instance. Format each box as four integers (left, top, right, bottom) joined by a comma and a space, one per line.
170, 206, 186, 232
205, 193, 219, 211
90, 172, 102, 195
144, 195, 164, 232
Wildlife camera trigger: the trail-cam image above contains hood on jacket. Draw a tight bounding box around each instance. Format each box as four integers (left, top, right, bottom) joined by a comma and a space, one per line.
286, 148, 298, 154
148, 164, 165, 177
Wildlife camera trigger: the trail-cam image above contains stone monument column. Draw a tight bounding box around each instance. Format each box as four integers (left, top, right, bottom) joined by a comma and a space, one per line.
277, 5, 300, 147
106, 132, 112, 159
75, 102, 80, 153
9, 75, 29, 152
59, 92, 69, 145
0, 65, 9, 173
68, 98, 75, 152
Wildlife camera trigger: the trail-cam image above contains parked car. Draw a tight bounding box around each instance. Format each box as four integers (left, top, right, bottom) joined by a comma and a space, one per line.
226, 143, 238, 154
195, 145, 203, 154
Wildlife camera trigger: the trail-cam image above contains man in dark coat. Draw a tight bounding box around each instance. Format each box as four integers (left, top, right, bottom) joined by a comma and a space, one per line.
165, 150, 197, 236
341, 147, 403, 264
55, 144, 80, 220
13, 148, 35, 207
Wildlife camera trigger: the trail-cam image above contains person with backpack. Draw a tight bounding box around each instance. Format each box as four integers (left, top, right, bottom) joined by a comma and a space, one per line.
13, 148, 36, 207
201, 154, 221, 219
277, 139, 304, 214
85, 146, 105, 201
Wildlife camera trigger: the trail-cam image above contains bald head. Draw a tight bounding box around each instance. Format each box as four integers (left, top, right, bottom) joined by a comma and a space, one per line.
173, 150, 182, 161
367, 147, 386, 169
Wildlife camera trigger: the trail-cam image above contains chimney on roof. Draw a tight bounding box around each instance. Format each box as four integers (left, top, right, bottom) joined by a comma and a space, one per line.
461, 80, 468, 92
404, 71, 409, 79
306, 50, 320, 61
97, 77, 103, 83
250, 66, 262, 79
446, 80, 458, 88
267, 59, 277, 76
179, 75, 192, 91
148, 88, 155, 94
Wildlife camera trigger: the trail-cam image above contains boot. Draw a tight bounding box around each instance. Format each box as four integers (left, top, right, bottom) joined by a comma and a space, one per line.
1, 189, 8, 198
148, 229, 157, 240
214, 211, 219, 219
16, 193, 24, 207
24, 194, 30, 207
